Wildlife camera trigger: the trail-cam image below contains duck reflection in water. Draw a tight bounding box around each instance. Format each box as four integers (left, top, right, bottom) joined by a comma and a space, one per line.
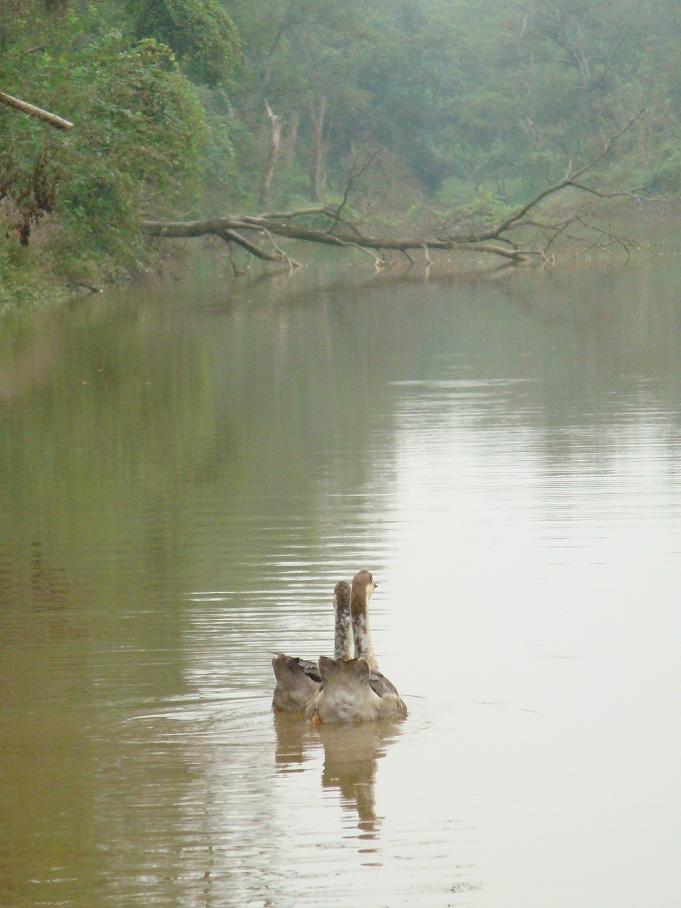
273, 713, 403, 841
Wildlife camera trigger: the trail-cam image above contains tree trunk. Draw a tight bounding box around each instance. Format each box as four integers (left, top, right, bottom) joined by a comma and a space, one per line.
284, 110, 299, 170
309, 96, 326, 202
261, 100, 283, 206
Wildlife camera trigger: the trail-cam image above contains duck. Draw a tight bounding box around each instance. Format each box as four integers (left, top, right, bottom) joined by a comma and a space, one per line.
271, 580, 353, 712
305, 570, 407, 723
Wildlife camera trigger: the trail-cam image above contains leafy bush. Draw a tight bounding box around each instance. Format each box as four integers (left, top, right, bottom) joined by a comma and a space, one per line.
128, 0, 238, 86
0, 5, 206, 293
645, 147, 681, 194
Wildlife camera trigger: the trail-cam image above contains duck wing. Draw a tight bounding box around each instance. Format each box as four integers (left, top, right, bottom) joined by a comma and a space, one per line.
271, 654, 320, 712
369, 670, 408, 719
368, 669, 400, 699
287, 656, 322, 684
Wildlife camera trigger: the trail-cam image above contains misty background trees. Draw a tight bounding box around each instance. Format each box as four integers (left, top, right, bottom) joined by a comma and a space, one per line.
2, 0, 681, 299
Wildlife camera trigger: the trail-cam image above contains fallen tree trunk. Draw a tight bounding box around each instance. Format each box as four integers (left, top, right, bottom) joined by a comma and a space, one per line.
142, 212, 531, 265
142, 110, 645, 271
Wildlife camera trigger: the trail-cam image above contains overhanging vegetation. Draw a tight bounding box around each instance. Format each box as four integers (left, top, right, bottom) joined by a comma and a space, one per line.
2, 1, 681, 303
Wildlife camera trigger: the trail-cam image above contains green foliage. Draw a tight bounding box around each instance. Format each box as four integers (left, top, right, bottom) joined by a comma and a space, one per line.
54, 35, 205, 267
645, 147, 681, 194
129, 0, 238, 86
436, 178, 475, 208
0, 242, 55, 311
5, 0, 681, 306
0, 2, 205, 301
223, 0, 681, 213
441, 189, 511, 232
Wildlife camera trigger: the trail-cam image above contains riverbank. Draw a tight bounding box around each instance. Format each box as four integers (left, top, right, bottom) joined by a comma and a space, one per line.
0, 232, 193, 313
0, 243, 66, 311
1, 203, 676, 314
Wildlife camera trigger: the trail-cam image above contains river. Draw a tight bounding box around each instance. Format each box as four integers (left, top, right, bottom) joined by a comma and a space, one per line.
1, 256, 680, 907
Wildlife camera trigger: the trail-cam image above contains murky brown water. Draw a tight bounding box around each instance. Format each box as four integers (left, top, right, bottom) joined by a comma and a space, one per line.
1, 257, 681, 907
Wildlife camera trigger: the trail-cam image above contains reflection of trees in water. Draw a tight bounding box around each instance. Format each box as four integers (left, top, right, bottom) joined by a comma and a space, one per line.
30, 539, 68, 611
376, 260, 681, 486
273, 713, 402, 844
500, 265, 681, 484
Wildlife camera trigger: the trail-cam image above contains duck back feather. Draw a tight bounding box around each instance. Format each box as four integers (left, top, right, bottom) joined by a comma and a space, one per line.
306, 657, 407, 723
271, 654, 320, 712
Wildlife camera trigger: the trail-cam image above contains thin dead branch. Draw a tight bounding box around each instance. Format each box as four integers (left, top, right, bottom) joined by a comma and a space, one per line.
481, 108, 646, 241
218, 228, 288, 264
327, 149, 381, 234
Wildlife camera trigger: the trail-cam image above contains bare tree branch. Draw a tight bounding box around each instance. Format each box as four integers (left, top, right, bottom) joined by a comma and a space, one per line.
482, 108, 646, 239
327, 149, 381, 234
218, 228, 292, 264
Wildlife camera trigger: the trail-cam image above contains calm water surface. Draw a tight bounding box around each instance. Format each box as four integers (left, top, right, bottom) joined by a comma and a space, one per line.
1, 258, 681, 907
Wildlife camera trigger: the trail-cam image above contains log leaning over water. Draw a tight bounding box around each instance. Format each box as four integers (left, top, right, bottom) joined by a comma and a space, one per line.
142, 110, 646, 270
142, 213, 532, 266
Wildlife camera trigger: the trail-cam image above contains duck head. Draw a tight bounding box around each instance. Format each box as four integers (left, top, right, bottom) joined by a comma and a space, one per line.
351, 570, 377, 609
350, 570, 378, 671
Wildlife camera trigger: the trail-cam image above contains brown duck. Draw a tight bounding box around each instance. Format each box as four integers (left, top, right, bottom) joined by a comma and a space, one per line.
271, 580, 352, 712
306, 570, 407, 723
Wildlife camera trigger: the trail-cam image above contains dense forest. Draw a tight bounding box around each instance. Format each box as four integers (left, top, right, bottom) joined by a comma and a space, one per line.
2, 0, 681, 304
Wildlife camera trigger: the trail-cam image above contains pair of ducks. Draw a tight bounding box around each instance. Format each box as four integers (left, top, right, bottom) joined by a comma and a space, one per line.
272, 570, 407, 723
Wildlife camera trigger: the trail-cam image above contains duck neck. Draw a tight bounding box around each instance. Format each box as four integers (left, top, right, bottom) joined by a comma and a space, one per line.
351, 590, 378, 672
334, 595, 353, 661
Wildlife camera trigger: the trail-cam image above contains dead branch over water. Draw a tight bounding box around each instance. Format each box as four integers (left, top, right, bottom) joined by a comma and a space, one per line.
142, 112, 646, 271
